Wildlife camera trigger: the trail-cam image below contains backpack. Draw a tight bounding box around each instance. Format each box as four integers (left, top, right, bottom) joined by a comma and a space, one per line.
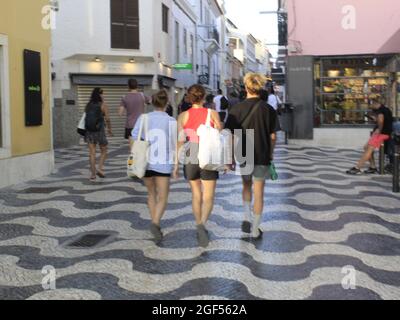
85, 102, 103, 132
220, 96, 230, 110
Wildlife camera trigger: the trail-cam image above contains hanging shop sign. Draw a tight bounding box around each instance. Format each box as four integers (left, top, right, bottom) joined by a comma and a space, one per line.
24, 49, 43, 126
173, 63, 193, 70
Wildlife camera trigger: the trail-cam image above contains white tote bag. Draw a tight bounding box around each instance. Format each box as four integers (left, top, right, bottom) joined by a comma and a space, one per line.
127, 114, 150, 179
77, 112, 86, 136
197, 109, 231, 171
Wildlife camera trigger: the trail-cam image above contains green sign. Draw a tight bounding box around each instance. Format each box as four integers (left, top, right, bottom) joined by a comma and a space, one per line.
173, 63, 193, 70
28, 85, 41, 92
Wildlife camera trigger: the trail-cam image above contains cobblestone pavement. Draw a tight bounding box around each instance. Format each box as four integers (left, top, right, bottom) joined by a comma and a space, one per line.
0, 137, 399, 300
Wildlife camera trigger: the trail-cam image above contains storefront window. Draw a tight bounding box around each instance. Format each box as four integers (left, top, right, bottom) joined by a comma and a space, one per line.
315, 56, 392, 125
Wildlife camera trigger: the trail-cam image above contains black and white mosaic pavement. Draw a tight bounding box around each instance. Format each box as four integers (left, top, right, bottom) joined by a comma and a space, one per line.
0, 137, 399, 300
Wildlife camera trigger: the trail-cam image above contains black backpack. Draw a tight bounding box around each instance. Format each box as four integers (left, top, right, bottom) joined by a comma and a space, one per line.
220, 96, 230, 110
85, 102, 103, 132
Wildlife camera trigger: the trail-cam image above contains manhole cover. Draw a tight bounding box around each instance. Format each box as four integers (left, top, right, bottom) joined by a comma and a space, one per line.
62, 232, 117, 249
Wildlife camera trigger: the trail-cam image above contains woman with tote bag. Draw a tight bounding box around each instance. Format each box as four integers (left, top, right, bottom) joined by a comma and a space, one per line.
177, 85, 223, 248
131, 90, 178, 242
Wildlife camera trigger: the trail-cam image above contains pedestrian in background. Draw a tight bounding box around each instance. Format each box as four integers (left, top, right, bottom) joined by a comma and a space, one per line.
204, 94, 216, 109
214, 89, 230, 123
84, 88, 113, 182
119, 79, 150, 145
178, 93, 192, 114
131, 90, 178, 242
347, 98, 393, 175
228, 91, 240, 109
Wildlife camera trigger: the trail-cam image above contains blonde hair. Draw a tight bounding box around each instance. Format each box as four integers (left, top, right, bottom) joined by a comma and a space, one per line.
244, 73, 267, 95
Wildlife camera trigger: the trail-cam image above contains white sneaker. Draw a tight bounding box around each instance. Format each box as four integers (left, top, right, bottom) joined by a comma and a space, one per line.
251, 228, 263, 239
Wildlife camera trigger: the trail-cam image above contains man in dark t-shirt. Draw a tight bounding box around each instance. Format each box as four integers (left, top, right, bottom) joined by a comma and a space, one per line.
347, 101, 393, 175
225, 73, 277, 239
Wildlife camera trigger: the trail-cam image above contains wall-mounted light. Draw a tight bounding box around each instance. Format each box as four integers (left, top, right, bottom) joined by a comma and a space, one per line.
129, 58, 135, 63
94, 57, 101, 62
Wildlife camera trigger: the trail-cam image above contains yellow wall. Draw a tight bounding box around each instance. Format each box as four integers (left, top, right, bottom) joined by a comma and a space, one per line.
0, 0, 51, 157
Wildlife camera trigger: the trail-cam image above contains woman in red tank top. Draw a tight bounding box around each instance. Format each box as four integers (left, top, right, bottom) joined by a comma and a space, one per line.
177, 85, 222, 248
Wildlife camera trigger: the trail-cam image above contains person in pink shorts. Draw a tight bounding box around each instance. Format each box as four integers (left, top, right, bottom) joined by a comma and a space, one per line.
347, 99, 393, 175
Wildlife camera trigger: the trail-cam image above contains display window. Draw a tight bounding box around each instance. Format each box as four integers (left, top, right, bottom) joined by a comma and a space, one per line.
315, 56, 392, 125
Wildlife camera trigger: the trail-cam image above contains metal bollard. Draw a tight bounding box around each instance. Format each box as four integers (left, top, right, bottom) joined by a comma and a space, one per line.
379, 144, 385, 175
393, 145, 400, 193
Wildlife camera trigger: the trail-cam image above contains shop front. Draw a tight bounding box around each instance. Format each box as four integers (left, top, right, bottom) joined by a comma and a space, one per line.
285, 0, 400, 147
314, 55, 398, 127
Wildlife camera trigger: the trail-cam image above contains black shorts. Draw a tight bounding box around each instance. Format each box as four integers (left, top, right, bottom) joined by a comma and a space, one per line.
144, 170, 171, 178
125, 128, 133, 140
184, 164, 219, 181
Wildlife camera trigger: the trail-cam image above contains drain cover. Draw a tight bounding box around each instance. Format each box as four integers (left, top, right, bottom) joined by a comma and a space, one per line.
62, 232, 117, 249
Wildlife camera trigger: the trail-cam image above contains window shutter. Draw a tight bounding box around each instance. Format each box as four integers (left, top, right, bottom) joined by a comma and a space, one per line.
125, 0, 139, 49
111, 0, 139, 49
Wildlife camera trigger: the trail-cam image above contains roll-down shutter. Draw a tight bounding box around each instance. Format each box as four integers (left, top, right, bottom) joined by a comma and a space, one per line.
77, 85, 129, 138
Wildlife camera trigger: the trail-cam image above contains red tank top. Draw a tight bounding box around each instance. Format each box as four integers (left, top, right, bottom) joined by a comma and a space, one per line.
183, 107, 215, 143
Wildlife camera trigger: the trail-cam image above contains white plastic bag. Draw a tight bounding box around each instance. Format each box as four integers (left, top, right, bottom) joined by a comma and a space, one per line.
127, 115, 149, 179
197, 109, 232, 171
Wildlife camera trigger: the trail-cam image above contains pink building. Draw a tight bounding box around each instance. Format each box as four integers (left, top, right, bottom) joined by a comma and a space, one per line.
287, 0, 400, 56
284, 0, 400, 146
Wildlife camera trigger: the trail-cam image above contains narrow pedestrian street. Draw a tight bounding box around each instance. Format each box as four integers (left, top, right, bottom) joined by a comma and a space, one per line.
0, 137, 399, 300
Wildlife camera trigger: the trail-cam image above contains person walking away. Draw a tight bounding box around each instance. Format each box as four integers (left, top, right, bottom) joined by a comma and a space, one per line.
204, 94, 216, 109
131, 90, 178, 242
177, 85, 223, 247
85, 88, 113, 181
119, 79, 150, 145
178, 93, 192, 114
346, 99, 393, 175
214, 89, 230, 123
226, 73, 277, 238
266, 87, 282, 132
228, 91, 240, 109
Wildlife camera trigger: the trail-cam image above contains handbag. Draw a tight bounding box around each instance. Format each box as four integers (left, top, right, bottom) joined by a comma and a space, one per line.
197, 109, 232, 171
127, 114, 150, 179
269, 162, 278, 181
77, 113, 86, 136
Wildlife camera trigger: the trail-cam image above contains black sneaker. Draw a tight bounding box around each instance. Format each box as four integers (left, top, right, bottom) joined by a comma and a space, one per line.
346, 167, 362, 175
364, 167, 378, 174
241, 221, 251, 233
150, 223, 163, 242
197, 224, 210, 248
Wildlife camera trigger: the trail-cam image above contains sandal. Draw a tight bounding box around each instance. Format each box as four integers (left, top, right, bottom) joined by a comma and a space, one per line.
89, 176, 97, 182
97, 171, 106, 178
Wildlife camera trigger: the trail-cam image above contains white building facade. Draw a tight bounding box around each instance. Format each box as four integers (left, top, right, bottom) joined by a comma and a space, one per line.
52, 0, 177, 145
51, 0, 230, 146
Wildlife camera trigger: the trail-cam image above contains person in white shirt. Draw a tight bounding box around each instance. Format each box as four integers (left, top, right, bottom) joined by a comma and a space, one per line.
267, 87, 282, 131
267, 87, 281, 111
131, 90, 178, 243
213, 89, 229, 123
